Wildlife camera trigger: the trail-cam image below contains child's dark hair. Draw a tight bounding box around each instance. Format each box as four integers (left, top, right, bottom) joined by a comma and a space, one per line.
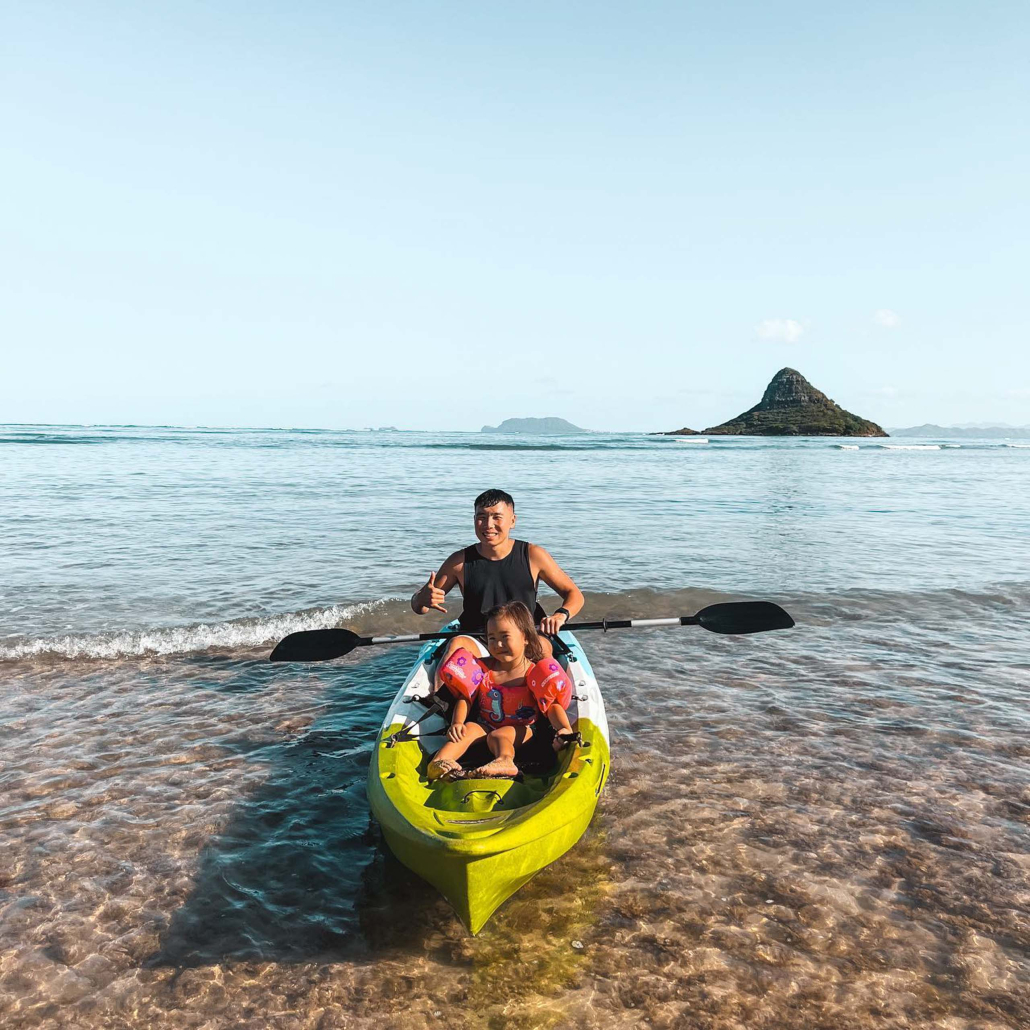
484, 601, 544, 662
474, 488, 514, 511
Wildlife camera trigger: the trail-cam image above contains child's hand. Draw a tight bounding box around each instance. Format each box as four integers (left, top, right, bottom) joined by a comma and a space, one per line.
447, 723, 467, 744
552, 728, 578, 752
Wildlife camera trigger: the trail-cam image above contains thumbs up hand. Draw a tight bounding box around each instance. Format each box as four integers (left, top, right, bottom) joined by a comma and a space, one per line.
416, 572, 448, 614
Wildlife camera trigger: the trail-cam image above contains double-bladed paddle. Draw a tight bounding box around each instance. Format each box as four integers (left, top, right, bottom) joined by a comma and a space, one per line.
268, 600, 794, 663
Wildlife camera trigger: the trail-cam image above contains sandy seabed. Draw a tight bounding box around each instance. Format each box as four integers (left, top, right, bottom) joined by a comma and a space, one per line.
2, 596, 1029, 1030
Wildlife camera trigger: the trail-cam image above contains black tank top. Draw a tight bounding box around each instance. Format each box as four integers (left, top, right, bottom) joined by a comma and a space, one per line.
458, 539, 546, 632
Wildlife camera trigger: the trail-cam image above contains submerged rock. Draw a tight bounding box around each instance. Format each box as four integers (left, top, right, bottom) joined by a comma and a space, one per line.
703, 368, 888, 437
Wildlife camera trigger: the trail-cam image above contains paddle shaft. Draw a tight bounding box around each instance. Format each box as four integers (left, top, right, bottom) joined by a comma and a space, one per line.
355, 617, 694, 648
268, 602, 793, 661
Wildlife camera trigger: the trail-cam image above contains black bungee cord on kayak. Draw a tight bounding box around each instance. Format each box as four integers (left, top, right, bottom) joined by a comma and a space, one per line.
384, 693, 448, 747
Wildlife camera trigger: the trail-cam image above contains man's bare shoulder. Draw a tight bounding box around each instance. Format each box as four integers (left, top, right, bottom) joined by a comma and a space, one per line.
442, 547, 468, 571
527, 542, 554, 571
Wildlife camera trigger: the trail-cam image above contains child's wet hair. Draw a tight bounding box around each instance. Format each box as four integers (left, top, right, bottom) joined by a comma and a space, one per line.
484, 601, 545, 662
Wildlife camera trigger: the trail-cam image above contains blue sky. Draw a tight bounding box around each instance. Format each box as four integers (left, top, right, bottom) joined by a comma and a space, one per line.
3, 1, 1028, 430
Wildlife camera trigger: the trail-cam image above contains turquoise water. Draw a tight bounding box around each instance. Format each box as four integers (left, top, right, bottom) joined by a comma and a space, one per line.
2, 425, 1029, 1028
2, 425, 1028, 651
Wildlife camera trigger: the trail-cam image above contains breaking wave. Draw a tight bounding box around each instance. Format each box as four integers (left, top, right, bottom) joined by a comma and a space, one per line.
876, 443, 942, 450
0, 601, 386, 662
4, 582, 1029, 664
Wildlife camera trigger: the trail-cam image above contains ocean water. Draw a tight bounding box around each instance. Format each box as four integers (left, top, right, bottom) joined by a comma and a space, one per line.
2, 425, 1029, 1029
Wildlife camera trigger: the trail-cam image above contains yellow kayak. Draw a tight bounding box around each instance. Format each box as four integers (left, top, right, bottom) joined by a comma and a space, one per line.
366, 626, 610, 933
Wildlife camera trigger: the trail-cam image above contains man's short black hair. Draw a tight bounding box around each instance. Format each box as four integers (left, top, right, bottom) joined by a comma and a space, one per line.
474, 489, 514, 511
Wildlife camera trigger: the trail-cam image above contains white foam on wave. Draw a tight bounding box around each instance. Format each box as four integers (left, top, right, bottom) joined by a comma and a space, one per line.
1004, 443, 1030, 448
835, 444, 860, 450
0, 601, 384, 661
877, 444, 941, 451
674, 437, 709, 444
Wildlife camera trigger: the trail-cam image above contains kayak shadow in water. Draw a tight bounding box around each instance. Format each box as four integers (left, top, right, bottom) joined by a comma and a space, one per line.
174, 651, 286, 692
147, 646, 454, 968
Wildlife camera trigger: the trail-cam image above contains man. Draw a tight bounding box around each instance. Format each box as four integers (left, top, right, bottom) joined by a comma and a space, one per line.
410, 488, 584, 671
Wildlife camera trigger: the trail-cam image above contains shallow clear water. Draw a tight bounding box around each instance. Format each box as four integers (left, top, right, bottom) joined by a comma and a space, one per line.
2, 426, 1029, 1028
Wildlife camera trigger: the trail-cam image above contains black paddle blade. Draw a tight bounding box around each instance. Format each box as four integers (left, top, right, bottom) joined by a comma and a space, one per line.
269, 628, 363, 662
696, 601, 795, 635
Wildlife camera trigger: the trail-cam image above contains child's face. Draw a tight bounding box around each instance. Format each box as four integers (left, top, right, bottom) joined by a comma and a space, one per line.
486, 615, 526, 664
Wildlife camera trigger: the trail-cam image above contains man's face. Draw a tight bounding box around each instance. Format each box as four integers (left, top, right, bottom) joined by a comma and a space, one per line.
474, 502, 515, 545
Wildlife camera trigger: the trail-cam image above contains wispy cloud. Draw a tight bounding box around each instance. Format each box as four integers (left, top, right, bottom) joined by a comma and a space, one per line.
755, 318, 805, 343
873, 308, 900, 328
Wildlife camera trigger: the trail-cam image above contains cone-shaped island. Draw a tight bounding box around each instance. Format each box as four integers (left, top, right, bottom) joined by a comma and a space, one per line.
662, 368, 887, 437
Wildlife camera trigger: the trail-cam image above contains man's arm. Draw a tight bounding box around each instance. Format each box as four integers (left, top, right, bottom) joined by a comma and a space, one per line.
410, 550, 464, 615
530, 545, 585, 635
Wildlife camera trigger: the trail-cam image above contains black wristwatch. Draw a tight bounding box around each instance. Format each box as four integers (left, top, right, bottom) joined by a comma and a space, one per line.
554, 607, 571, 622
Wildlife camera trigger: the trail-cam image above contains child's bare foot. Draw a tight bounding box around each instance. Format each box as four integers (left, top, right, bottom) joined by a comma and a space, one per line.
428, 758, 462, 781
471, 757, 518, 778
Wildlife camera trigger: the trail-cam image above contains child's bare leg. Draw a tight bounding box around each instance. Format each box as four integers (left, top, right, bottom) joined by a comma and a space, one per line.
428, 723, 487, 780
474, 725, 531, 778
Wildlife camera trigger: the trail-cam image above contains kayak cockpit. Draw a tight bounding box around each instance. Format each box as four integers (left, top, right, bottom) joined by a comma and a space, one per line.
423, 775, 550, 813
395, 641, 581, 778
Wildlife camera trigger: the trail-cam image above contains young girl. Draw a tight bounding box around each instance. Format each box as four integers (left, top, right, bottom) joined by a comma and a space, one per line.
427, 601, 577, 780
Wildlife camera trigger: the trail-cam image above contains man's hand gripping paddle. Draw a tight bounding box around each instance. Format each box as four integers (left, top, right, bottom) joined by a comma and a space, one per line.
268, 600, 795, 662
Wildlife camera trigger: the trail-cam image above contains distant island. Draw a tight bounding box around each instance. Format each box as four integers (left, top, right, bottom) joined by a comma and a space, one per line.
889, 424, 1030, 439
482, 417, 586, 434
659, 368, 888, 437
